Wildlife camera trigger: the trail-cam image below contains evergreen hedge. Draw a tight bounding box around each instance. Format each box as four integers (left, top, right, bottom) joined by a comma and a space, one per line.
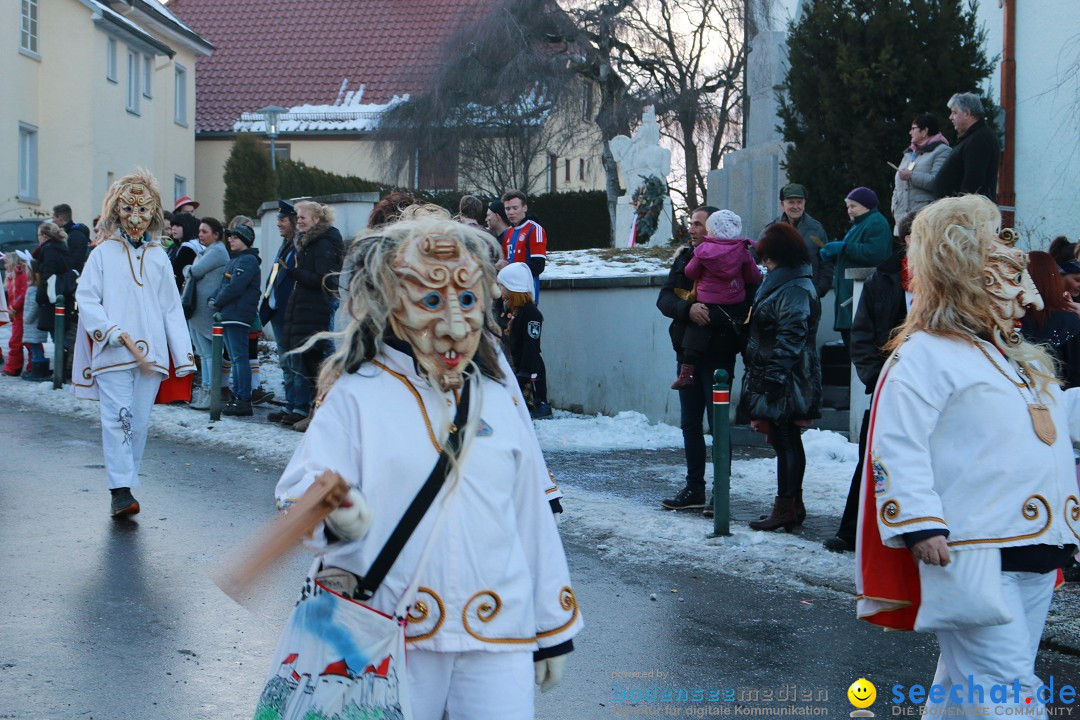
416, 189, 610, 250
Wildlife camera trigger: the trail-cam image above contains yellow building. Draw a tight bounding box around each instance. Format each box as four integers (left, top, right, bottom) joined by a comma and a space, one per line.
2, 0, 212, 224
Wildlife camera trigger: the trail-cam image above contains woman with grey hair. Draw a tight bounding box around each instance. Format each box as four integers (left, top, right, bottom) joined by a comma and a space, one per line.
262, 217, 581, 719
934, 91, 999, 201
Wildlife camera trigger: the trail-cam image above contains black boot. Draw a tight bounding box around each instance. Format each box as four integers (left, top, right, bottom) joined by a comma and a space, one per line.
110, 487, 140, 516
749, 496, 798, 532
223, 398, 253, 417
661, 485, 706, 510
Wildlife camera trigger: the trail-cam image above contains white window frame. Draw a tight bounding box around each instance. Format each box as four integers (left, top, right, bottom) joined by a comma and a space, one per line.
126, 48, 141, 115
143, 55, 153, 99
20, 0, 39, 57
18, 123, 40, 203
174, 64, 188, 126
106, 38, 118, 82
174, 175, 187, 204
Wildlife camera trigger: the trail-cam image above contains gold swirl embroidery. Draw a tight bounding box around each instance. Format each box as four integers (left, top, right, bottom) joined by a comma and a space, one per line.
134, 338, 150, 356
93, 325, 118, 343
461, 591, 534, 645
406, 586, 446, 642
950, 494, 1052, 546
879, 499, 945, 528
536, 586, 579, 639
1066, 496, 1080, 543
112, 237, 145, 287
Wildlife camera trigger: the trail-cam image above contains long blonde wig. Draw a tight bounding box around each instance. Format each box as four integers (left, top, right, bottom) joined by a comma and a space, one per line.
312, 216, 506, 398
97, 168, 166, 244
887, 194, 1058, 393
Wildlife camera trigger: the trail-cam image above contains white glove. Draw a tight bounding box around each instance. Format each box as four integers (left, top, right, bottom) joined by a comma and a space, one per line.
324, 488, 374, 541
107, 331, 126, 347
534, 654, 567, 693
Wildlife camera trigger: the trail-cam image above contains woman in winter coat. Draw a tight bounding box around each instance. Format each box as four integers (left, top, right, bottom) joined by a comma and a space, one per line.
168, 212, 202, 293
208, 224, 262, 416
737, 222, 822, 532
184, 217, 230, 408
890, 113, 951, 236
817, 187, 893, 341
32, 222, 72, 335
279, 200, 344, 424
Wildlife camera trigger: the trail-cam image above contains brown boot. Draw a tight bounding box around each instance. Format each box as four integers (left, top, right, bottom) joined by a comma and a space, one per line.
671, 364, 696, 390
795, 491, 806, 525
749, 496, 798, 532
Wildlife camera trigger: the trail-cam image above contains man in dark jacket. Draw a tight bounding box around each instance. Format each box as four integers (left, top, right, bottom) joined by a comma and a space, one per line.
263, 200, 302, 424
933, 92, 999, 202
52, 204, 91, 273
764, 184, 832, 298
657, 205, 749, 511
823, 213, 913, 552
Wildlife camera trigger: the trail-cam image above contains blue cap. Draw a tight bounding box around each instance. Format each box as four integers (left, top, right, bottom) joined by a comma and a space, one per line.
1059, 260, 1080, 275
277, 199, 296, 218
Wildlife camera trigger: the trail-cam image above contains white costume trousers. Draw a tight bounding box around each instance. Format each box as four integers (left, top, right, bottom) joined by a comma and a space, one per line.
96, 368, 162, 490
926, 570, 1055, 715
407, 650, 534, 720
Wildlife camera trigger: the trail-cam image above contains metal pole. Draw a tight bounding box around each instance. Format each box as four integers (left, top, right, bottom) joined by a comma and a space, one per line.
52, 296, 65, 390
210, 314, 223, 421
269, 135, 277, 172
708, 369, 732, 537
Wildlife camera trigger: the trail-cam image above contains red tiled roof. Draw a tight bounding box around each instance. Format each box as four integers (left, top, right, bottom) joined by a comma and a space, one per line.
167, 0, 498, 133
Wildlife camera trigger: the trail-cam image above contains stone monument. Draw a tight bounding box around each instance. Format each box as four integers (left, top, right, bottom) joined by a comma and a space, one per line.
610, 107, 673, 247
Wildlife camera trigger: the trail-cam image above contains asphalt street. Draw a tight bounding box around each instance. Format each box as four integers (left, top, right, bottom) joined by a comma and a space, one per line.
2, 403, 1079, 720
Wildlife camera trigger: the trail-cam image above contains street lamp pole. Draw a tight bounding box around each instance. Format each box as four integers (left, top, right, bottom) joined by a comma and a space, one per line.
256, 105, 287, 172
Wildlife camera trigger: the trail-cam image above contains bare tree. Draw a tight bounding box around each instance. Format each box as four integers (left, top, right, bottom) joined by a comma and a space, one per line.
376, 0, 581, 197
614, 0, 749, 210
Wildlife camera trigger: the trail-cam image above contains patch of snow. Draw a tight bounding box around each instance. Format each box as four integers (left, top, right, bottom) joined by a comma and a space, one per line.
543, 249, 672, 280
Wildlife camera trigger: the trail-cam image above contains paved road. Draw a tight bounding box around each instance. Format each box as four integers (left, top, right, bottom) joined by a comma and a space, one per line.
2, 403, 1078, 719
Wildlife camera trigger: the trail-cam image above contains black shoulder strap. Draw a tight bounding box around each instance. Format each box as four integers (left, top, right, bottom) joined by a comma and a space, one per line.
357, 379, 472, 600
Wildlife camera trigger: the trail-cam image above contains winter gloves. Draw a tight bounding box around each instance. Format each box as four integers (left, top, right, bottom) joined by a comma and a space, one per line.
325, 488, 374, 541
534, 654, 567, 692
818, 241, 846, 262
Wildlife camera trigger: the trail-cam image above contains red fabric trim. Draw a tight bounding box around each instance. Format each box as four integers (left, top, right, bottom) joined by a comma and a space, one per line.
155, 359, 193, 404
857, 360, 921, 630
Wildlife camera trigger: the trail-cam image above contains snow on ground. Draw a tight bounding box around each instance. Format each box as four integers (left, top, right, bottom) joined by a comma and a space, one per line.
543, 247, 673, 279
533, 409, 699, 451
556, 428, 859, 595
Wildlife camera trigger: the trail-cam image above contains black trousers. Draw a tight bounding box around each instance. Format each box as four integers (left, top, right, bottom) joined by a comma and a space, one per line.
836, 409, 872, 543
772, 421, 806, 498
678, 354, 736, 491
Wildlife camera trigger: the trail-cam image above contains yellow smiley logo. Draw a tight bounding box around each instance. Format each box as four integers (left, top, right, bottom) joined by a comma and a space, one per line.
848, 678, 876, 709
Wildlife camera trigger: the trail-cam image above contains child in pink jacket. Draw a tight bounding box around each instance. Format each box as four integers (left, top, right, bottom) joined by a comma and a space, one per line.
673, 209, 761, 389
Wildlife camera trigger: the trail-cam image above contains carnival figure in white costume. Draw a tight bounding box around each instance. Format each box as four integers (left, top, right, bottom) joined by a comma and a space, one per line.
267, 216, 581, 720
73, 170, 195, 516
856, 195, 1080, 714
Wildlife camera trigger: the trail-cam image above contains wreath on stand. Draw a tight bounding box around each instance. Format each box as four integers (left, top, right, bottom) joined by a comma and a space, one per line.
632, 174, 668, 246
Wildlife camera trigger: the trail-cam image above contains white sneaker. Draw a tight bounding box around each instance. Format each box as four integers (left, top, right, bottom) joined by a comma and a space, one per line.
189, 387, 210, 410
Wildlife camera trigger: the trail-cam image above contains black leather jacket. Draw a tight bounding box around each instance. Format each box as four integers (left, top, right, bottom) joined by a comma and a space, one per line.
737, 263, 822, 423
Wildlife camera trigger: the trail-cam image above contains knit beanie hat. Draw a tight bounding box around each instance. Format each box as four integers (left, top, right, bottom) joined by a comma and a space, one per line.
228, 224, 256, 246
706, 209, 742, 239
497, 262, 534, 298
846, 187, 880, 210
488, 200, 511, 226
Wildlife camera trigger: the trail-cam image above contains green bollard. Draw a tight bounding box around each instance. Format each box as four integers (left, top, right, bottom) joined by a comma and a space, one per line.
708, 369, 732, 537
209, 314, 224, 421
52, 295, 65, 390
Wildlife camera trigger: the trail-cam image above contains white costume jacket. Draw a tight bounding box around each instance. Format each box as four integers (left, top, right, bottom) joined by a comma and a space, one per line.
275, 345, 582, 654
72, 236, 195, 399
868, 332, 1080, 551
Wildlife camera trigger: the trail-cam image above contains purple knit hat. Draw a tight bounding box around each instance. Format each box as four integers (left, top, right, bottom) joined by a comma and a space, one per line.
846, 186, 879, 210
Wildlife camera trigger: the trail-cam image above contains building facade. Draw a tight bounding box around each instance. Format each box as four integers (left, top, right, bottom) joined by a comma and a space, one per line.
2, 0, 212, 225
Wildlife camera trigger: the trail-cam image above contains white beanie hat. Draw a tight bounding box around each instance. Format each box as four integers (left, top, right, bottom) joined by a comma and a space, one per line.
497, 262, 534, 298
707, 209, 742, 239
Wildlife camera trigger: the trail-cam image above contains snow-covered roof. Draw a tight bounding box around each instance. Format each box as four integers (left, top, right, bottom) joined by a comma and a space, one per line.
233, 87, 409, 134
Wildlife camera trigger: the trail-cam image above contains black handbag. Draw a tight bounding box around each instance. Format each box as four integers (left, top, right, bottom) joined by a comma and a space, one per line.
180, 275, 197, 319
